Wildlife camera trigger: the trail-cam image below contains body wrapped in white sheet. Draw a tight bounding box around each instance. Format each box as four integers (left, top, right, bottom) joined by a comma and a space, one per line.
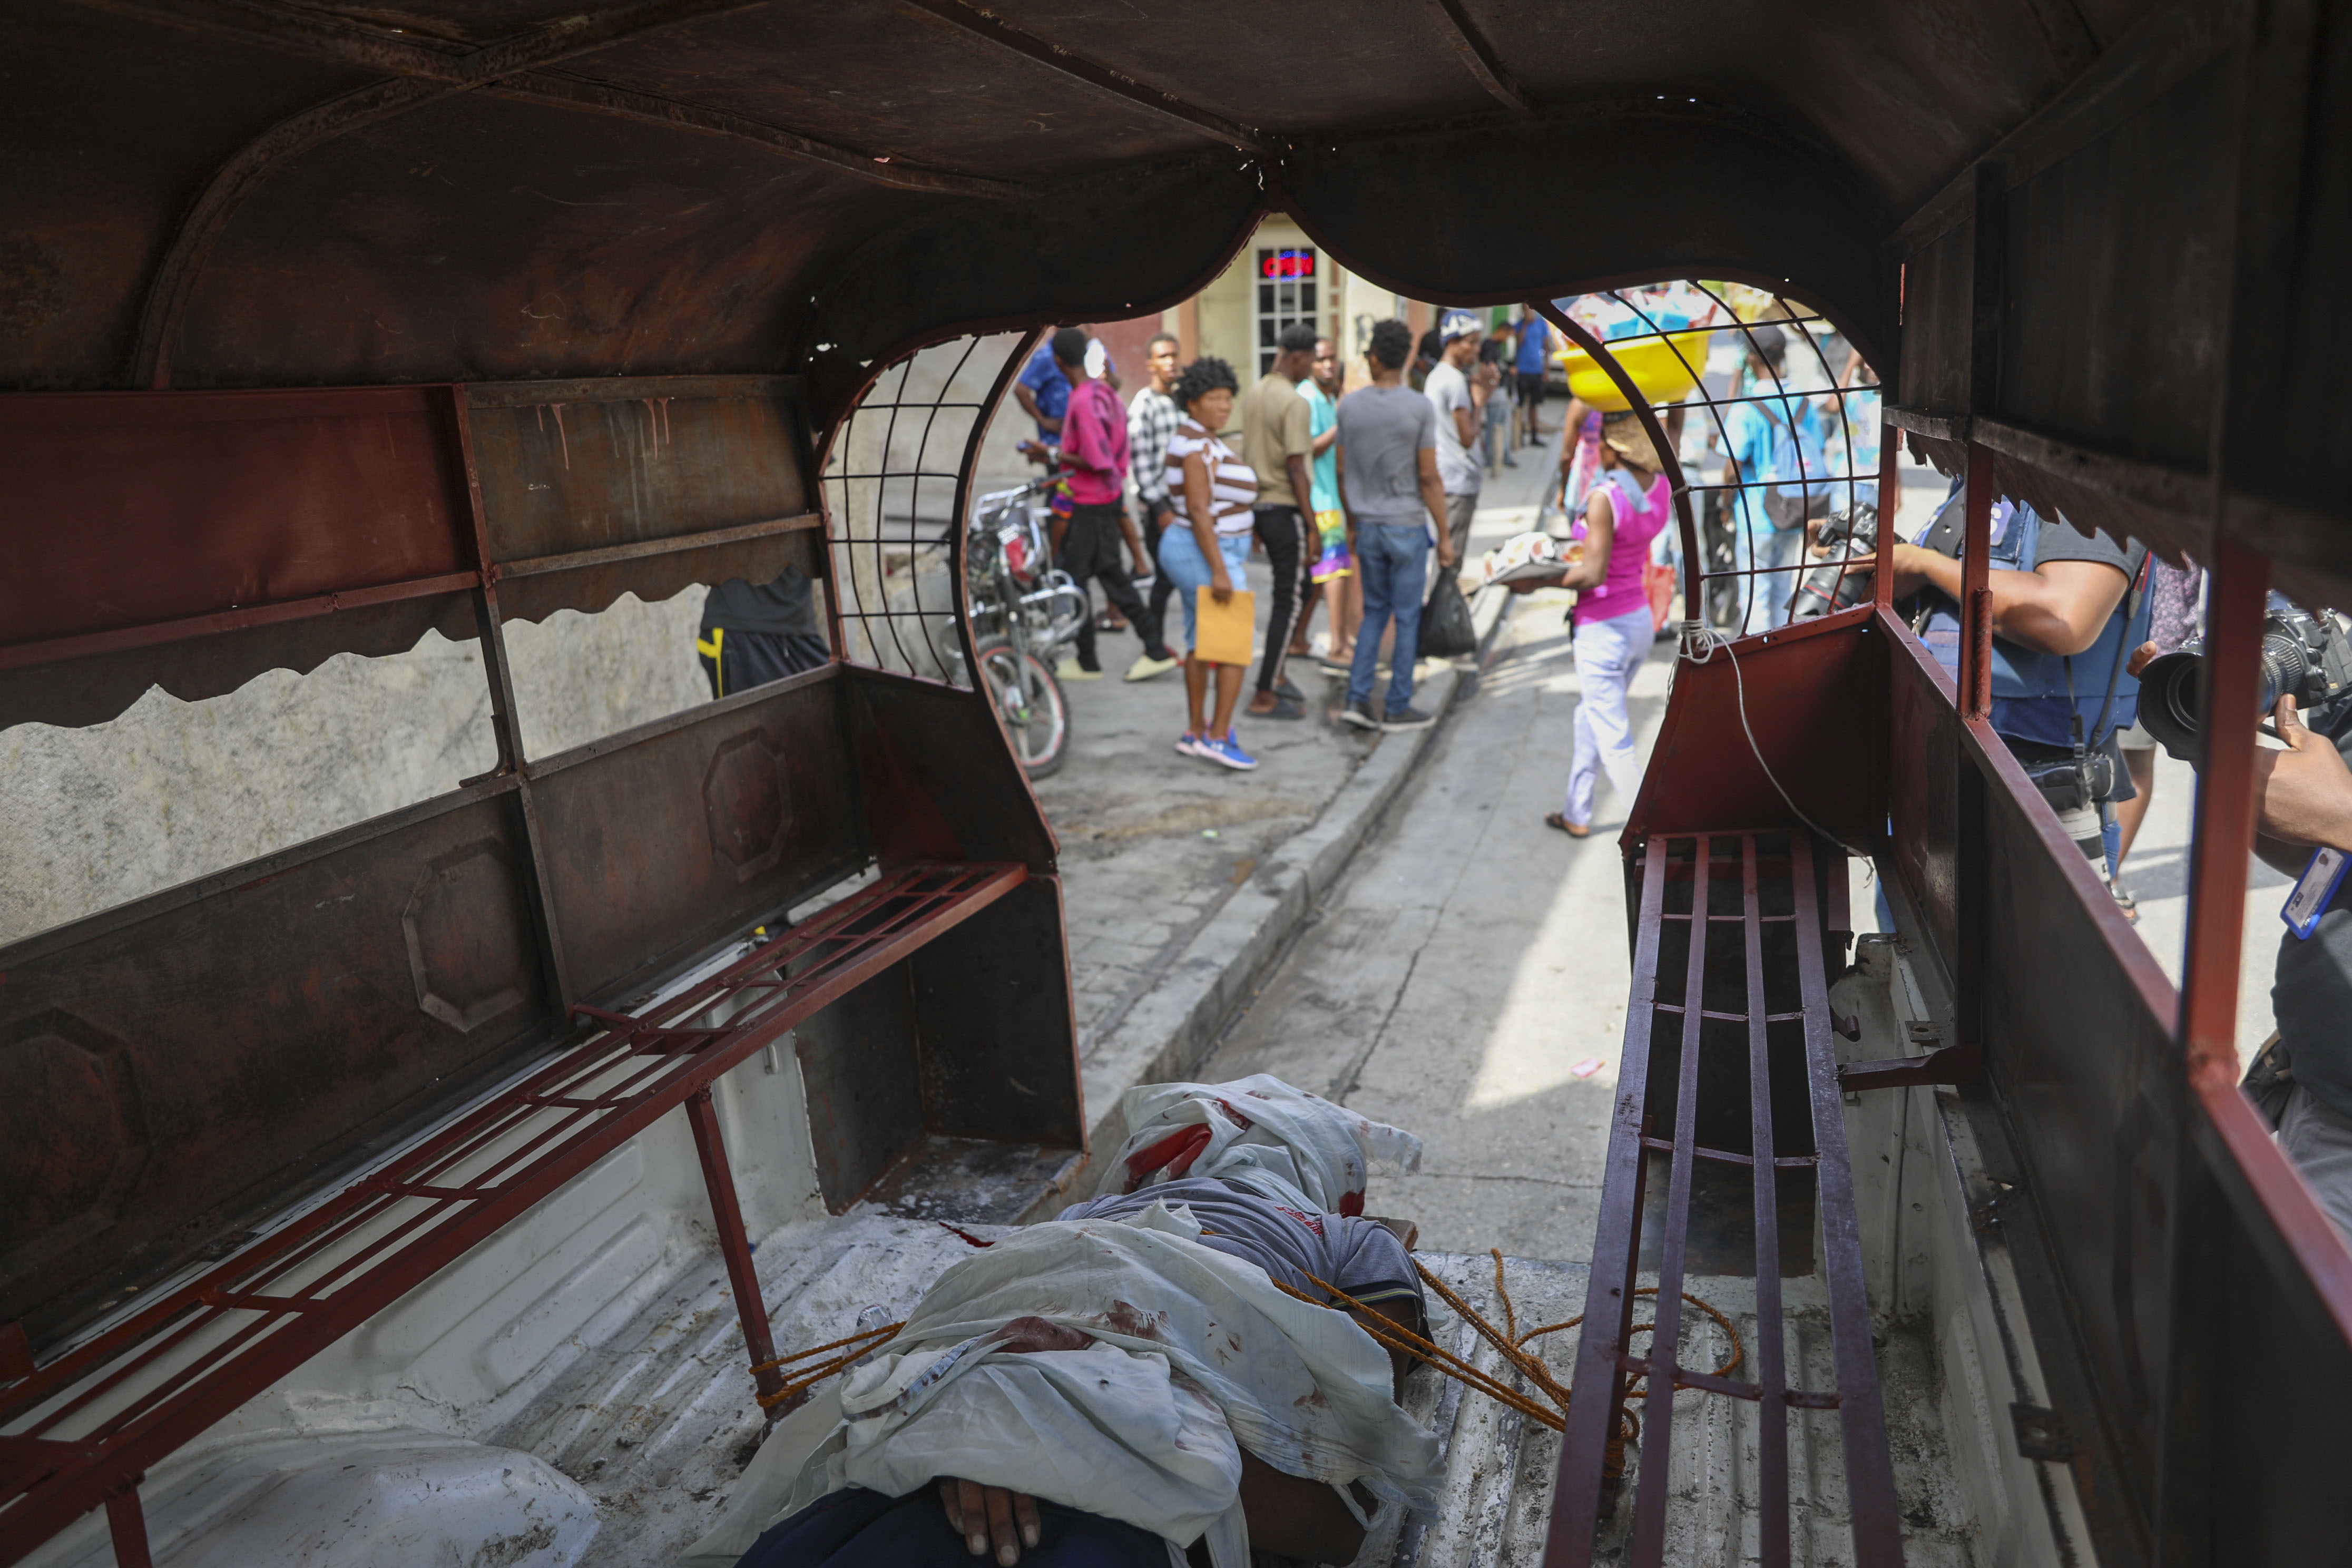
679, 1201, 1440, 1567
1093, 1074, 1424, 1214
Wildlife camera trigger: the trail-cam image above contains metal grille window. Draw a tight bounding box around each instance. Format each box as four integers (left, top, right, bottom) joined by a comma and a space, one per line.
1541, 280, 1885, 642
1255, 247, 1318, 376
818, 332, 1034, 686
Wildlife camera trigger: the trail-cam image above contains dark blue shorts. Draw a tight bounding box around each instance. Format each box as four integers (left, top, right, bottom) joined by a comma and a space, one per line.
732, 1486, 1172, 1568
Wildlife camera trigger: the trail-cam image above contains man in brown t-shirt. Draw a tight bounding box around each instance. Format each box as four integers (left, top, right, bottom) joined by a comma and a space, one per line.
1238, 324, 1320, 718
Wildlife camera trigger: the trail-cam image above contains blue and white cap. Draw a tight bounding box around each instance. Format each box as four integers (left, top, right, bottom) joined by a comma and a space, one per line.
1438, 309, 1483, 343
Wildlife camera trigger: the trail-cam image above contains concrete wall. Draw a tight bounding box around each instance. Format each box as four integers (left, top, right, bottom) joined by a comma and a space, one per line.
0, 590, 711, 947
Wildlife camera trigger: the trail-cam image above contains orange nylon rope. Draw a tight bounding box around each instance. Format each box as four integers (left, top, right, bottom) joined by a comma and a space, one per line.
742, 1254, 1747, 1435
1280, 1253, 1745, 1476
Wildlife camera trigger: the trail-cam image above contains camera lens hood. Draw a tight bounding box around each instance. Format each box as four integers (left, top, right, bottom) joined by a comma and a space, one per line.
2136, 649, 2206, 763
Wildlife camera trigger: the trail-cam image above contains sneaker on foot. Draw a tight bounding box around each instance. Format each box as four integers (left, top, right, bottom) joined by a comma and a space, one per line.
1199, 732, 1259, 770
1381, 705, 1436, 731
1339, 700, 1380, 731
1055, 658, 1104, 682
1124, 652, 1180, 683
1173, 731, 1207, 758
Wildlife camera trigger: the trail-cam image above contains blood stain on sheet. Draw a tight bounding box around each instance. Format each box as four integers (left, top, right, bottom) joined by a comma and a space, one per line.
1104, 1300, 1168, 1339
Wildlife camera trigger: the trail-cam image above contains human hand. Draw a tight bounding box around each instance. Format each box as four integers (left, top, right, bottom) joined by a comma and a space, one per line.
1885, 541, 1941, 595
2126, 638, 2161, 677
2255, 694, 2352, 849
939, 1478, 1040, 1565
1211, 570, 1233, 605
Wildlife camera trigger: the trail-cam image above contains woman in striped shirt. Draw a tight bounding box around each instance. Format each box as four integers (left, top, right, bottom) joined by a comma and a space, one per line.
1158, 357, 1262, 770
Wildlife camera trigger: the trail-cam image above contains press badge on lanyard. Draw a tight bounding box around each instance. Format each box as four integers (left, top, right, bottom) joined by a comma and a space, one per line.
2284, 846, 2349, 940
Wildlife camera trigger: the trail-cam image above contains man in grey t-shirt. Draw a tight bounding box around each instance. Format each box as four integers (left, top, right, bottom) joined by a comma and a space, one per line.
1335, 319, 1454, 733
1422, 310, 1491, 562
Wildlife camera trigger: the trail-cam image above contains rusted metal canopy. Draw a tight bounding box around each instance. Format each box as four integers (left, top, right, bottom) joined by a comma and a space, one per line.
4, 0, 2103, 397
13, 1, 2347, 590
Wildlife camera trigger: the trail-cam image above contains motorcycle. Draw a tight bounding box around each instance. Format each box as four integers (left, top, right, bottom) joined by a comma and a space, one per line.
957, 478, 1090, 778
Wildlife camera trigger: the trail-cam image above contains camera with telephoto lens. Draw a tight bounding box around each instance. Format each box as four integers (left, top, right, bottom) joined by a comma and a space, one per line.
1784, 503, 1878, 623
2135, 596, 2352, 762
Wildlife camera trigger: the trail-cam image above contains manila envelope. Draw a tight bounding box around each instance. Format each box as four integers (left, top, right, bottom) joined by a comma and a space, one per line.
1193, 587, 1256, 666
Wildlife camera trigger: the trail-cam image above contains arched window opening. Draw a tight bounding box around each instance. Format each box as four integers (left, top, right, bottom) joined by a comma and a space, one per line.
819, 332, 1035, 687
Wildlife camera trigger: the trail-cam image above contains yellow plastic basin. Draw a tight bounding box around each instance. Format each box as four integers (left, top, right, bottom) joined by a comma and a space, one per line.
1549, 329, 1714, 411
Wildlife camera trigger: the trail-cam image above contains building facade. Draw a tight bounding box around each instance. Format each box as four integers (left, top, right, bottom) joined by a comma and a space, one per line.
1173, 215, 1430, 390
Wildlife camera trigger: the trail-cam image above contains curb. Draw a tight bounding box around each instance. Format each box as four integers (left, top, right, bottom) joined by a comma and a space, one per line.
1073, 579, 1517, 1162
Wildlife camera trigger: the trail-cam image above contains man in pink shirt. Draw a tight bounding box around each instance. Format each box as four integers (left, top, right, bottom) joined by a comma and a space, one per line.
1053, 328, 1175, 679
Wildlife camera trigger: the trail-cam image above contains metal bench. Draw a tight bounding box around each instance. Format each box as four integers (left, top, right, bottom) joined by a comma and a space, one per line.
1548, 832, 1900, 1566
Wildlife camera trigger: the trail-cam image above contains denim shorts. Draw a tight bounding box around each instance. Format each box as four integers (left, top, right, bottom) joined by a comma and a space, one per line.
1156, 525, 1253, 653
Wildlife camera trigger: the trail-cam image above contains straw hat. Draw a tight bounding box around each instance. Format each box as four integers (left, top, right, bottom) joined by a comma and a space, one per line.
1600, 411, 1662, 472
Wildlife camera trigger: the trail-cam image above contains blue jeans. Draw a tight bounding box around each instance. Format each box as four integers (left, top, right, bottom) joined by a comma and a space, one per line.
1348, 521, 1430, 714
1736, 520, 1806, 633
1156, 524, 1253, 652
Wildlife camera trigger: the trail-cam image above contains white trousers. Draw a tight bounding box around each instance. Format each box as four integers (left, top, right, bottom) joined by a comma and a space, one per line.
1564, 606, 1653, 826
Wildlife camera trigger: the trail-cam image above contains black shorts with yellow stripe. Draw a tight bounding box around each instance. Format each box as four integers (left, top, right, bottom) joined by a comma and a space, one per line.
696, 626, 830, 699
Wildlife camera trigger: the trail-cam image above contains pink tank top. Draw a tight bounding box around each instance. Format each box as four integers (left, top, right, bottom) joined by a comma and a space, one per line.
1570, 467, 1670, 628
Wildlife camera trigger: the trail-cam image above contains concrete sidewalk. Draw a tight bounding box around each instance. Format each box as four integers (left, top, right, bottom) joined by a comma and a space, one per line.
1033, 430, 1564, 1150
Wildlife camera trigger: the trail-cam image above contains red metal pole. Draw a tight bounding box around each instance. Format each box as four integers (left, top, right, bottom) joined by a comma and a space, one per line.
2180, 539, 2269, 1077
1958, 444, 1994, 721
103, 1484, 151, 1568
683, 1088, 789, 1409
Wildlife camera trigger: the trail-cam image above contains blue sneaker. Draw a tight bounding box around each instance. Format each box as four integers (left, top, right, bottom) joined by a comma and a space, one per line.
1174, 731, 1208, 758
1199, 731, 1259, 771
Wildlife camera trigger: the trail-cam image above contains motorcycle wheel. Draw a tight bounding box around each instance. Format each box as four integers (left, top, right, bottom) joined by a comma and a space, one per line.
973, 635, 1070, 779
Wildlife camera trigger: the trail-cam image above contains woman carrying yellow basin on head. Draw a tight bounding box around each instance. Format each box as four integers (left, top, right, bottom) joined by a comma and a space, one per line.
1541, 287, 1722, 525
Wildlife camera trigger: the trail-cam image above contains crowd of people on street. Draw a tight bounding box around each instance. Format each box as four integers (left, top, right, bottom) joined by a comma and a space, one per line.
1003, 299, 1876, 828
1013, 310, 1540, 772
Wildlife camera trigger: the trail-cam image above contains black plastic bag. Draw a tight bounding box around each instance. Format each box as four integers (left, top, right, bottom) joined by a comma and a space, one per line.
1418, 565, 1477, 659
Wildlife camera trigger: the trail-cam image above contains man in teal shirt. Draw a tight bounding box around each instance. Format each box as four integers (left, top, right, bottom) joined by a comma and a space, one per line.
1719, 324, 1829, 632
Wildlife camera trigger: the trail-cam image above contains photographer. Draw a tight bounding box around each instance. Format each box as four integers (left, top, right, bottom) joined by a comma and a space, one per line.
1887, 489, 2152, 875
2130, 635, 2352, 1236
